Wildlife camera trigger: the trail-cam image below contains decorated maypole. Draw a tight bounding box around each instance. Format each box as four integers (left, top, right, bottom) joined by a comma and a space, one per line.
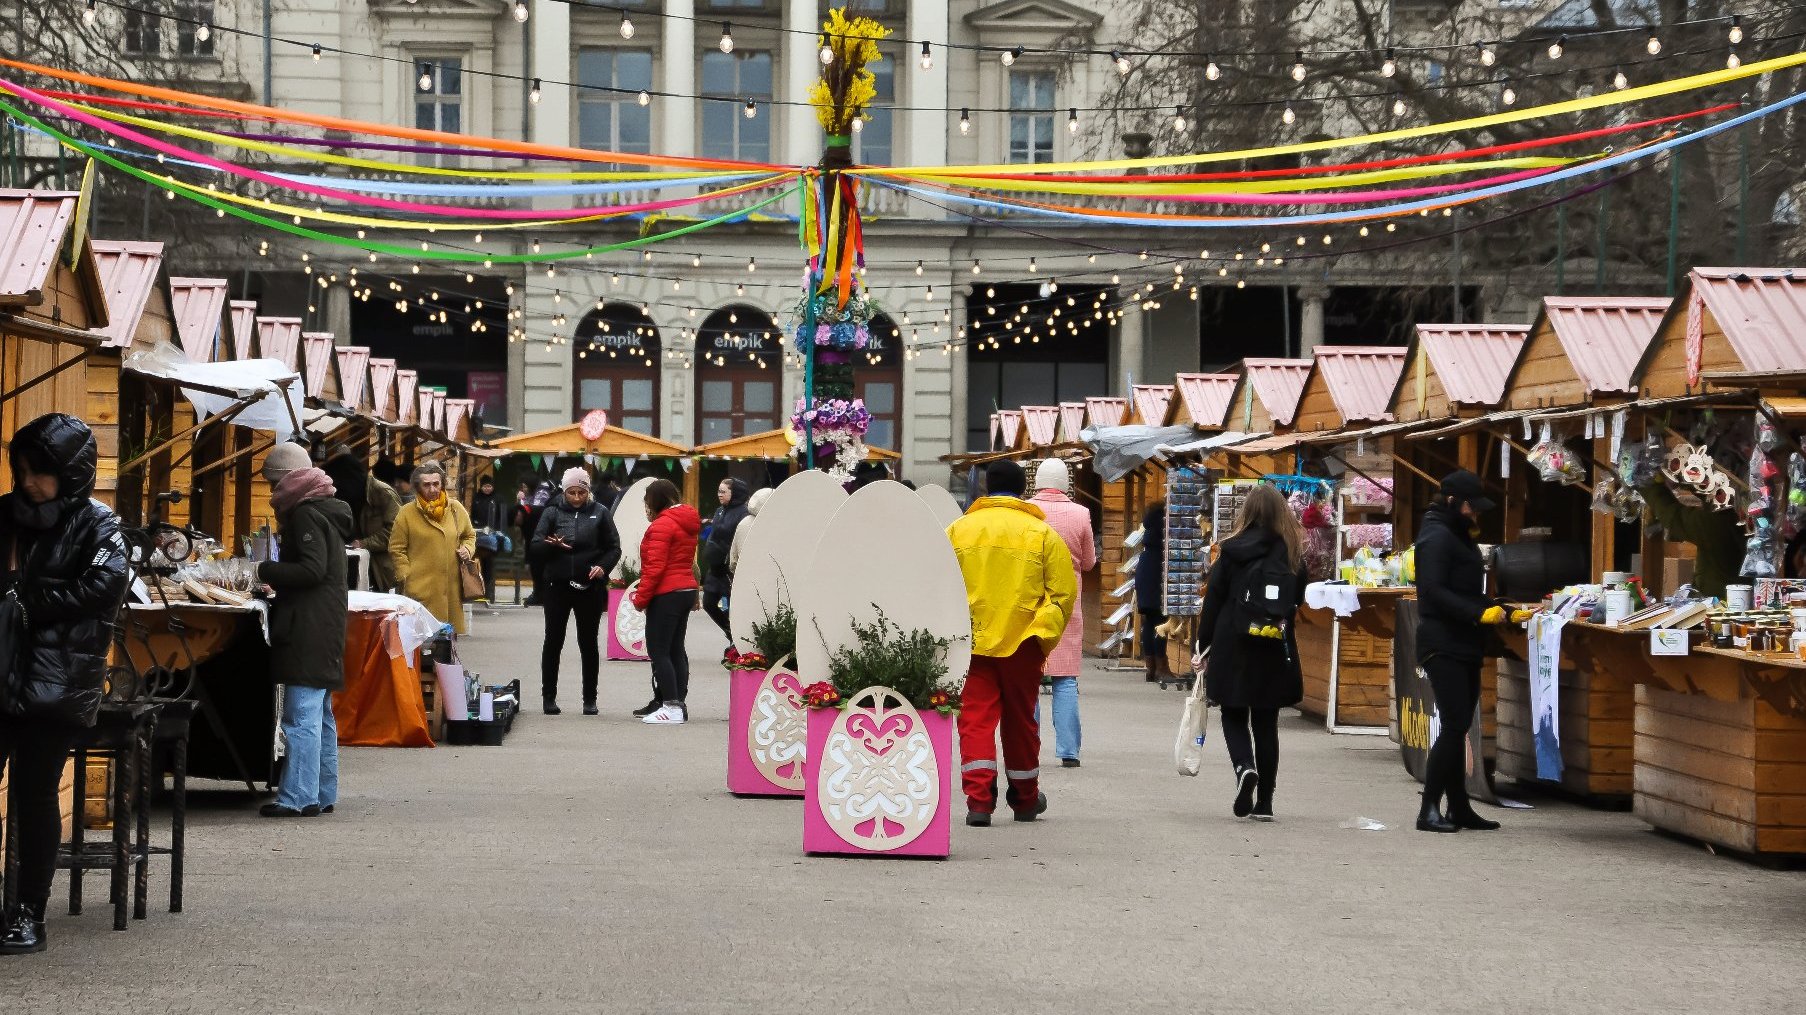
787, 8, 889, 482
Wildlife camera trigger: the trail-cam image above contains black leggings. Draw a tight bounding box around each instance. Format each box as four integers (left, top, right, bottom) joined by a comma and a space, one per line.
702, 584, 731, 638
1218, 706, 1279, 806
645, 590, 696, 705
541, 586, 606, 703
0, 717, 78, 911
1422, 654, 1482, 813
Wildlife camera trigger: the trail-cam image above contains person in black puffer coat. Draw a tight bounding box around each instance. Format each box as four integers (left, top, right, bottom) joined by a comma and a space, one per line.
1193, 484, 1306, 821
1413, 469, 1529, 834
530, 467, 622, 715
0, 414, 130, 955
1135, 501, 1175, 683
698, 478, 750, 640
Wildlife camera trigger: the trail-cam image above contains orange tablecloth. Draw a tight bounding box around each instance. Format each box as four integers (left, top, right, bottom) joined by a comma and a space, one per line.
333, 611, 434, 747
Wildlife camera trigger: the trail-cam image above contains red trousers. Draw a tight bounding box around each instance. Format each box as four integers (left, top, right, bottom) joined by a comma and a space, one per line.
958, 640, 1044, 814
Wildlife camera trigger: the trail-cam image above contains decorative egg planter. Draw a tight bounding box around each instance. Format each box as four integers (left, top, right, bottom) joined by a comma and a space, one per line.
607, 584, 648, 662
727, 656, 807, 797
803, 686, 953, 859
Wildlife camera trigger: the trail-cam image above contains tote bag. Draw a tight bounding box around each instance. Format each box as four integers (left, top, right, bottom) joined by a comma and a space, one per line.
1174, 651, 1209, 777
459, 556, 486, 601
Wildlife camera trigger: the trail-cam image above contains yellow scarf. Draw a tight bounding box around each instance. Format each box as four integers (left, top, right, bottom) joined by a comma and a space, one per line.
419, 491, 449, 524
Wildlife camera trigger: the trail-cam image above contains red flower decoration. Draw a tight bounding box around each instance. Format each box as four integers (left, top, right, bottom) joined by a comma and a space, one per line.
802, 681, 841, 709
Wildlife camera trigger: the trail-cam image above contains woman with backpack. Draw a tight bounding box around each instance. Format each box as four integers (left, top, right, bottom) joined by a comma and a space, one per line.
1193, 484, 1306, 821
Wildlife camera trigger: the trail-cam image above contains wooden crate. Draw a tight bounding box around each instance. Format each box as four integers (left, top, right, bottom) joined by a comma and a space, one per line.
1297, 602, 1401, 731
1634, 684, 1806, 856
1496, 657, 1634, 803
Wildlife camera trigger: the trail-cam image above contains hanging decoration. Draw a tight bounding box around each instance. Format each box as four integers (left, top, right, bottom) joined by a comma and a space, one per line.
787, 397, 871, 484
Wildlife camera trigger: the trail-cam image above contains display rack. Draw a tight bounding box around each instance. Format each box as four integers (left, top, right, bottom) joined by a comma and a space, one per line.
1163, 466, 1208, 617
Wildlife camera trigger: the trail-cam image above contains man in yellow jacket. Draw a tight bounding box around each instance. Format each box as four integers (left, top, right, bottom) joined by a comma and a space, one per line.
947, 460, 1077, 827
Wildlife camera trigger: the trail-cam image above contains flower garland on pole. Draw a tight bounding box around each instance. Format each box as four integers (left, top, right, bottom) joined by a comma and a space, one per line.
796, 8, 889, 471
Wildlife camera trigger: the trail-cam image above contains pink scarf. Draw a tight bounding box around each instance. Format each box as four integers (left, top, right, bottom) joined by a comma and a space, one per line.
272, 467, 337, 516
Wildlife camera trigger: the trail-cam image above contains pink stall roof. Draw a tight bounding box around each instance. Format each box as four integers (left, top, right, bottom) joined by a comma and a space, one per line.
168, 277, 228, 362
1173, 373, 1238, 427
336, 346, 371, 410
1413, 324, 1530, 408
997, 409, 1023, 448
369, 358, 398, 419
988, 412, 1000, 449
89, 239, 165, 348
430, 390, 446, 433
228, 300, 257, 360
445, 398, 474, 441
1058, 402, 1087, 441
1021, 405, 1060, 446
1542, 296, 1670, 394
0, 189, 80, 304
1685, 267, 1806, 374
301, 332, 337, 398
1312, 347, 1407, 424
1084, 396, 1128, 427
256, 317, 303, 371
1240, 359, 1313, 427
1131, 384, 1175, 425
397, 370, 419, 425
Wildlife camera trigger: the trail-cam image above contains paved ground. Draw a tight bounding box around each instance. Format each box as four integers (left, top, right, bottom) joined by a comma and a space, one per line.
9, 606, 1804, 1013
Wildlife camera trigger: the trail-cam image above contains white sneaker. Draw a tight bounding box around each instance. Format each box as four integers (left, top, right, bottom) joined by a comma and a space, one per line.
641, 704, 686, 725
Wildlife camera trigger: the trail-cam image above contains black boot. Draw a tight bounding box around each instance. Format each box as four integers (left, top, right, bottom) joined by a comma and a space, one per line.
1416, 793, 1458, 833
1446, 799, 1501, 831
0, 903, 48, 955
543, 697, 561, 715
582, 700, 599, 716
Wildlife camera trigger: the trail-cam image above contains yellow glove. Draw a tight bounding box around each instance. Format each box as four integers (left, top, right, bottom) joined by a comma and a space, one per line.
1480, 606, 1508, 625
1509, 608, 1538, 624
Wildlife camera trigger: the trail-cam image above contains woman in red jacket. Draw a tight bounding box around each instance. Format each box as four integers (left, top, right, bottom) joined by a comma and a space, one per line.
632, 479, 702, 725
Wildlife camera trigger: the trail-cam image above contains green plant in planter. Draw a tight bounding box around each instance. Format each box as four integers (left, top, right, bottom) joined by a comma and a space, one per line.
750, 599, 798, 664
612, 559, 640, 591
816, 607, 964, 714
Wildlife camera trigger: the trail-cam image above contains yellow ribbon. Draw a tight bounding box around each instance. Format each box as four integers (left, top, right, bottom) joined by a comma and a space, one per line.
874, 157, 1575, 196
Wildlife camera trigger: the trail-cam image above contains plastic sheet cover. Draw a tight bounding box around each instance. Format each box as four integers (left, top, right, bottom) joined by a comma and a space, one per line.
1081, 424, 1201, 482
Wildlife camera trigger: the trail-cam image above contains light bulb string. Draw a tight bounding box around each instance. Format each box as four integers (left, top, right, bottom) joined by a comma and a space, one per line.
48, 0, 1800, 123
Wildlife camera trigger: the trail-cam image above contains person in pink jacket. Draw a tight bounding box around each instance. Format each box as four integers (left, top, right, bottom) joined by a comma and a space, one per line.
1030, 459, 1097, 767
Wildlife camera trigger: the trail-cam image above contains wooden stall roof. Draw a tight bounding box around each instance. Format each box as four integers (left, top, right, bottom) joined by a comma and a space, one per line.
227, 300, 257, 360
369, 357, 398, 420
432, 390, 447, 433
1167, 373, 1238, 428
445, 398, 475, 443
1083, 396, 1128, 427
397, 369, 419, 426
168, 277, 228, 362
1290, 346, 1405, 434
89, 240, 170, 349
1057, 401, 1087, 441
1507, 295, 1668, 409
996, 409, 1023, 449
256, 317, 303, 372
301, 332, 343, 403
1637, 267, 1806, 399
1394, 323, 1531, 421
1020, 405, 1060, 447
1225, 358, 1311, 433
336, 346, 372, 413
1130, 384, 1175, 426
0, 189, 108, 331
494, 420, 690, 458
694, 428, 899, 462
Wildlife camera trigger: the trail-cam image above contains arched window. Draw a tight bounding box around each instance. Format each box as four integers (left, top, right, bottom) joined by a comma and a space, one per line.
856, 312, 904, 451
694, 304, 783, 444
573, 303, 661, 435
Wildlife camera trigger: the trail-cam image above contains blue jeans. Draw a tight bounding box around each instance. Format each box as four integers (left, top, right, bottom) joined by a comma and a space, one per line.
279, 685, 339, 811
1034, 677, 1082, 760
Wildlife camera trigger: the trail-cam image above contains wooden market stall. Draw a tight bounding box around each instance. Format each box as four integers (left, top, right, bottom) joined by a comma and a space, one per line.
0, 189, 110, 839
496, 417, 695, 497
87, 239, 176, 516
1211, 358, 1312, 478
694, 427, 902, 505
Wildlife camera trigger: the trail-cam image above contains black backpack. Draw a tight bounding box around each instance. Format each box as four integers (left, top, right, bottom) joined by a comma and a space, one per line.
1229, 540, 1299, 641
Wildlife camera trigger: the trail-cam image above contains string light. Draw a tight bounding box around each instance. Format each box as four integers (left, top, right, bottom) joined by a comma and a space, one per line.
418, 64, 433, 92
1730, 16, 1744, 45
619, 10, 635, 38
1281, 103, 1296, 125
1002, 46, 1024, 67
1502, 85, 1517, 106
1205, 56, 1221, 81
512, 1, 528, 24
637, 90, 650, 106
1172, 108, 1188, 133
311, 43, 321, 61
1613, 67, 1628, 89
1290, 51, 1306, 82
747, 257, 757, 272
1547, 36, 1565, 60
529, 78, 542, 105
1381, 49, 1397, 77
196, 21, 211, 43
744, 100, 757, 118
1392, 93, 1406, 117
82, 0, 96, 25
1068, 108, 1078, 133
1477, 42, 1496, 67
920, 41, 933, 70
1728, 49, 1741, 69
1112, 51, 1130, 76
820, 39, 834, 65
1646, 32, 1662, 55
850, 116, 863, 133
914, 260, 924, 276
958, 108, 970, 135
718, 23, 734, 55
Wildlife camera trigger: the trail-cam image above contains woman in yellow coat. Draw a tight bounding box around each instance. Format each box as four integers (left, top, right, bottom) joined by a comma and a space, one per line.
389, 464, 477, 633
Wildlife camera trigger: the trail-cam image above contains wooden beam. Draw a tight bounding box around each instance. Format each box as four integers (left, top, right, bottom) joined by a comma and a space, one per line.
191, 434, 277, 483
118, 396, 255, 475
0, 346, 95, 405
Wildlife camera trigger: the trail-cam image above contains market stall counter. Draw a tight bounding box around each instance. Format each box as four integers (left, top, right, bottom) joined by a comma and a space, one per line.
1299, 585, 1414, 732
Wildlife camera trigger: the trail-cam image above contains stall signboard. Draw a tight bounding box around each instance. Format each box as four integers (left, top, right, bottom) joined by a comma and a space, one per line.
1392, 601, 1497, 804
1528, 613, 1565, 782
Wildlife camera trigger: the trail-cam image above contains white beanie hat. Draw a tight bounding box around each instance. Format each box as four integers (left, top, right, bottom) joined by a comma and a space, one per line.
1033, 458, 1070, 493
262, 441, 313, 482
561, 466, 592, 492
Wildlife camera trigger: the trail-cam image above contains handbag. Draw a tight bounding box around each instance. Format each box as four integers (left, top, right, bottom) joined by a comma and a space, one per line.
459, 555, 486, 601
1174, 649, 1209, 777
0, 539, 28, 707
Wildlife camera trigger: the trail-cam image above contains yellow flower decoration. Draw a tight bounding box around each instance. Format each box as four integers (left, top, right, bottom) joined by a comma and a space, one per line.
809, 8, 890, 136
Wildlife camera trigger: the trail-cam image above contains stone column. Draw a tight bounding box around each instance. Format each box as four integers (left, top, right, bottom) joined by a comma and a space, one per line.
1297, 284, 1329, 358
660, 0, 696, 158
783, 0, 818, 167
321, 285, 353, 345
949, 284, 968, 456
529, 0, 572, 151
905, 0, 949, 210
1116, 309, 1146, 394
